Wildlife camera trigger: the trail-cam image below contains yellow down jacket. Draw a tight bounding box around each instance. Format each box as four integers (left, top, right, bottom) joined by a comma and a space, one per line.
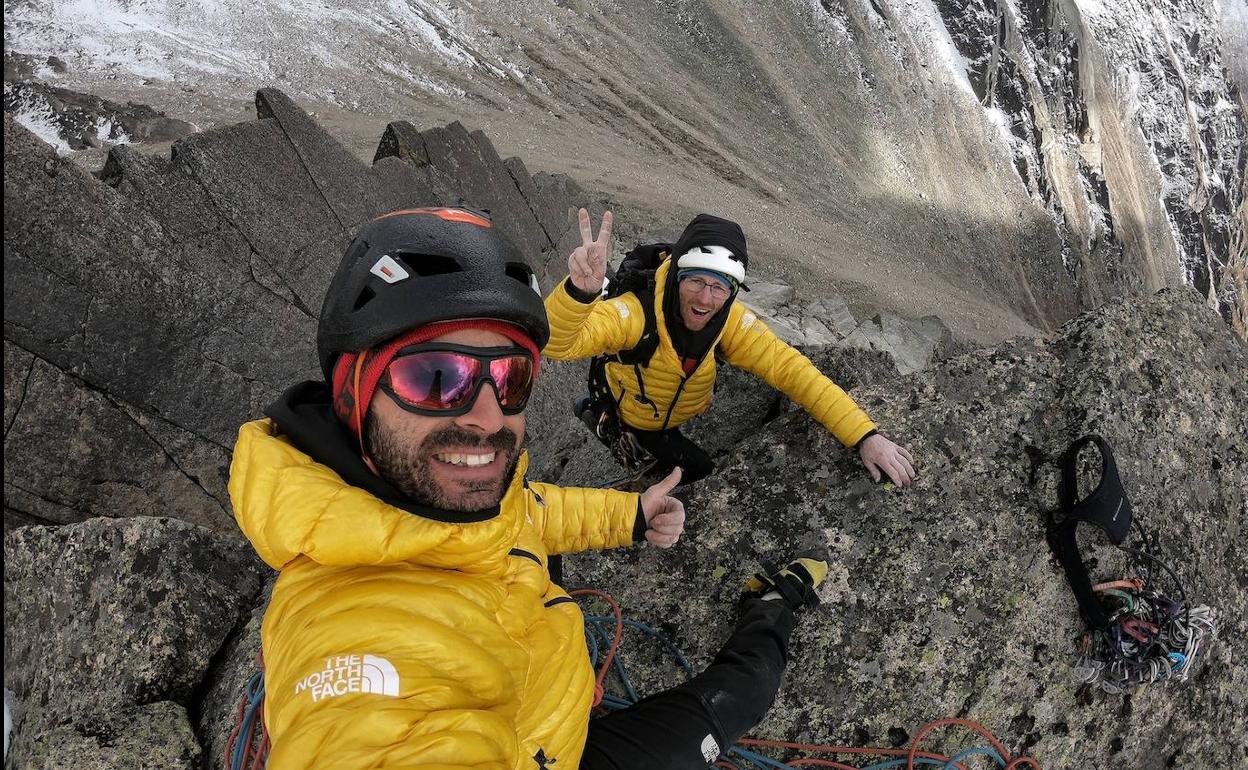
229, 418, 642, 770
544, 260, 877, 445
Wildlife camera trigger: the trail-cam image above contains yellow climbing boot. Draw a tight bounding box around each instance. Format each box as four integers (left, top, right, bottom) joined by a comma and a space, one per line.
744, 557, 828, 610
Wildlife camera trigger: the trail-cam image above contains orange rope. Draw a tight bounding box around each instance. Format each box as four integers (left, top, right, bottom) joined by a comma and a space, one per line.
738, 738, 968, 770
1092, 578, 1145, 592
569, 588, 623, 708
575, 587, 1043, 770
907, 718, 1040, 769
222, 695, 247, 770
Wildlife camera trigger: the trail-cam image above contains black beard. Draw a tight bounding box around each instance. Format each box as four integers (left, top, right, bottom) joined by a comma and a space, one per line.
365, 418, 521, 512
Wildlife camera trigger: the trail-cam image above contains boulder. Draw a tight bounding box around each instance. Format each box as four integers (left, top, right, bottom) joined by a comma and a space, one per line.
841, 311, 953, 374
3, 517, 264, 764
11, 702, 201, 770
798, 315, 838, 345
741, 281, 795, 312
807, 296, 861, 338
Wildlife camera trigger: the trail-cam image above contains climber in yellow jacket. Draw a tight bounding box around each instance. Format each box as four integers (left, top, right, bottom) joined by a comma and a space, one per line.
229, 207, 830, 770
546, 209, 916, 486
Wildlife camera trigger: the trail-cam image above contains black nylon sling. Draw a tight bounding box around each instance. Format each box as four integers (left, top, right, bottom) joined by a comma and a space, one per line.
1043, 435, 1134, 631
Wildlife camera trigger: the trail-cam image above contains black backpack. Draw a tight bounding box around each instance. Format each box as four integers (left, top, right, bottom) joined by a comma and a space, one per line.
585, 242, 669, 423
602, 242, 668, 366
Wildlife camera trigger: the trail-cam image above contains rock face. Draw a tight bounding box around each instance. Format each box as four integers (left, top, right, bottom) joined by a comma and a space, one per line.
563, 289, 1247, 769
936, 0, 1245, 318
3, 517, 263, 770
2, 88, 595, 532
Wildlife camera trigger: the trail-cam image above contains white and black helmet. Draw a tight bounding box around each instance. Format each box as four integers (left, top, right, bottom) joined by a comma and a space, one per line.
676, 244, 746, 285
669, 214, 749, 289
316, 207, 548, 380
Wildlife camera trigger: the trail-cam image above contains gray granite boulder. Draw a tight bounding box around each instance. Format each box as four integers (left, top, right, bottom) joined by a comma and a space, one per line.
3, 517, 263, 768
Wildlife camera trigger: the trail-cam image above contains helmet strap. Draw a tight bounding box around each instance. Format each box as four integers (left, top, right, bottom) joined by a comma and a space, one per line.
352, 351, 380, 474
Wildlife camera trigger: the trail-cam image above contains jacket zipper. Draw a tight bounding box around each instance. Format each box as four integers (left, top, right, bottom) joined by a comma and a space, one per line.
660, 346, 715, 430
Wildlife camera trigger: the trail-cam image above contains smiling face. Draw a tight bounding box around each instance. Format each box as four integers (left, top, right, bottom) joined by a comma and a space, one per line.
365, 328, 526, 512
677, 274, 733, 331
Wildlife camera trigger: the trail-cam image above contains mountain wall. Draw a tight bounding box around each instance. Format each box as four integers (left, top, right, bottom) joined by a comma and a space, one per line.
5, 0, 1245, 341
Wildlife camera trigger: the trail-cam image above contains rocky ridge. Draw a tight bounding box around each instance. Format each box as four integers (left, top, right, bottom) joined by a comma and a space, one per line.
4, 90, 1246, 769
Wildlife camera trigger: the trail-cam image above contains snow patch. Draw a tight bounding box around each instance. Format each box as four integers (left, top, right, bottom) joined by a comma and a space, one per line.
900, 0, 979, 99
983, 107, 1017, 145
375, 59, 466, 97
4, 84, 73, 155
96, 118, 131, 145
4, 689, 14, 760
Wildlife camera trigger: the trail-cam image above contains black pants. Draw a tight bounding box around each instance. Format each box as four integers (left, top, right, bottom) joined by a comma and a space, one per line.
631, 427, 715, 485
579, 598, 796, 770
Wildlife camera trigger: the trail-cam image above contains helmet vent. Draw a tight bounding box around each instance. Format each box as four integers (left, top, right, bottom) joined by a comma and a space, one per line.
505, 262, 541, 294
353, 286, 376, 311
397, 252, 462, 277
505, 262, 533, 285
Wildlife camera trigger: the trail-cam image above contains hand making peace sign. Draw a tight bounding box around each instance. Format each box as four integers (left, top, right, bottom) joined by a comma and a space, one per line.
567, 207, 614, 296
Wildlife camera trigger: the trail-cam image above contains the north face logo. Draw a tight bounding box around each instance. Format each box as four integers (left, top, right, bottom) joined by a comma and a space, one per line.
294, 654, 400, 702
700, 734, 721, 763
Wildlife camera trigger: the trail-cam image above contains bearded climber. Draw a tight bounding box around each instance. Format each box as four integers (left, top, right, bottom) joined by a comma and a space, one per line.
228, 207, 830, 770
547, 209, 916, 487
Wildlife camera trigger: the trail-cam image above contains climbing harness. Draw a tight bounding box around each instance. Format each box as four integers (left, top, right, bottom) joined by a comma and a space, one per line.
1033, 435, 1217, 694
578, 360, 658, 475
573, 589, 1043, 769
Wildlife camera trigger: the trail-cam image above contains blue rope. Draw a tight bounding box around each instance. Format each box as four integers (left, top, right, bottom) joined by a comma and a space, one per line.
585, 625, 600, 668
581, 611, 698, 703
729, 746, 795, 769
586, 618, 640, 702
943, 746, 1006, 768
230, 670, 267, 770
620, 618, 697, 675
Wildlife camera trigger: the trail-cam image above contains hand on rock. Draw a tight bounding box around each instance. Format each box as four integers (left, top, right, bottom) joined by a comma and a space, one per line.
859, 434, 916, 487
568, 207, 612, 296
639, 467, 685, 548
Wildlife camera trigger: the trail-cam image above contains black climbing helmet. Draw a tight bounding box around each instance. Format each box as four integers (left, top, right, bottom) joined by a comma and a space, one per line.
316, 207, 549, 380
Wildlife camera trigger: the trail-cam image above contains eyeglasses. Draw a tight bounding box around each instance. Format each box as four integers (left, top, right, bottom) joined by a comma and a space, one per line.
681, 276, 733, 299
379, 344, 535, 416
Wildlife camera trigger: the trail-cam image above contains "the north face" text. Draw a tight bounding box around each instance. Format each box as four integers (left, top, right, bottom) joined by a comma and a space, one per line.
294, 655, 400, 702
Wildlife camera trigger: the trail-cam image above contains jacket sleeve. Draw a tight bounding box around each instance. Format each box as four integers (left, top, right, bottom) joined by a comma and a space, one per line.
720, 305, 878, 448
543, 277, 645, 360
526, 482, 643, 555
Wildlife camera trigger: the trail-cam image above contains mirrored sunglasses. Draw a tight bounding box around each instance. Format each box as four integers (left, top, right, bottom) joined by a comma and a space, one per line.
380, 344, 535, 416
